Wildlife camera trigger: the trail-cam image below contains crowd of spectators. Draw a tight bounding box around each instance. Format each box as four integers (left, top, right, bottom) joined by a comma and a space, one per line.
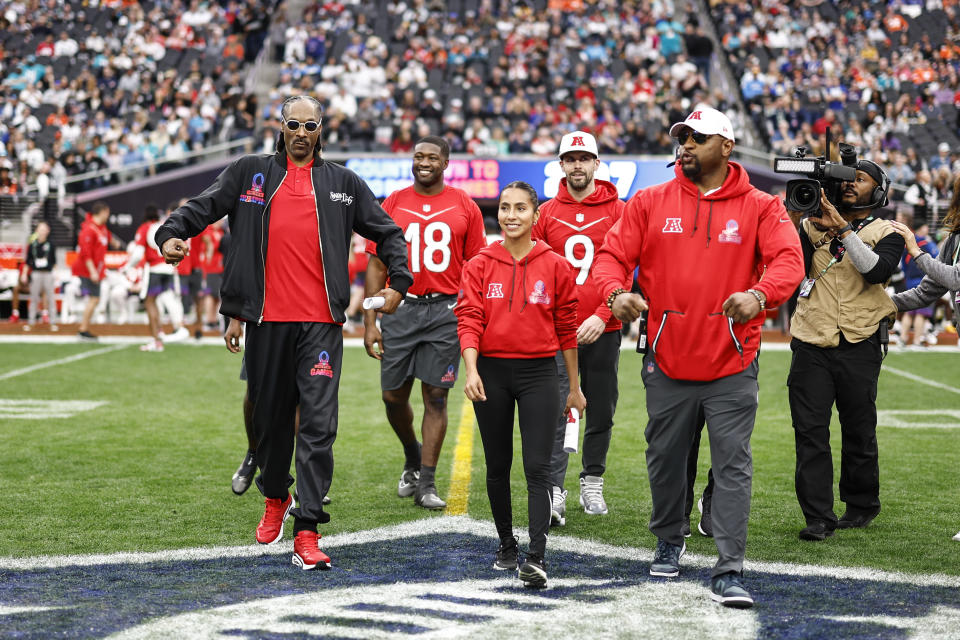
0, 0, 270, 196
710, 0, 960, 210
269, 0, 739, 158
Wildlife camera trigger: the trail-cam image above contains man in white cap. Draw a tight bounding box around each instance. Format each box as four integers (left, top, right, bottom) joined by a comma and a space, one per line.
594, 106, 804, 607
533, 131, 627, 525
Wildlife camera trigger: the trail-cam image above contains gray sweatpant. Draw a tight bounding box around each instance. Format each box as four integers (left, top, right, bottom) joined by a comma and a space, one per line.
641, 353, 758, 577
29, 271, 56, 323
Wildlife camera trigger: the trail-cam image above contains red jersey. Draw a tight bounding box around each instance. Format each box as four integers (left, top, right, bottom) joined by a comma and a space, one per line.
176, 236, 198, 275
456, 240, 577, 359
263, 159, 335, 323
134, 221, 167, 268
534, 178, 626, 332
72, 214, 109, 279
199, 225, 225, 275
366, 185, 486, 295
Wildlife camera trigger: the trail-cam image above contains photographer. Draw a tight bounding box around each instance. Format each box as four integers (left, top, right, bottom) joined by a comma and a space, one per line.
787, 159, 904, 542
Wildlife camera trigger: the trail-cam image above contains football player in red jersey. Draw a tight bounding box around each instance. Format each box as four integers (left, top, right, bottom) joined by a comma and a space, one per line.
533, 131, 627, 524
363, 136, 487, 510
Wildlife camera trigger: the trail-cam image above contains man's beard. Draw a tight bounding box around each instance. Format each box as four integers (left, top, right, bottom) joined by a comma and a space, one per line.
681, 156, 702, 179
567, 173, 592, 191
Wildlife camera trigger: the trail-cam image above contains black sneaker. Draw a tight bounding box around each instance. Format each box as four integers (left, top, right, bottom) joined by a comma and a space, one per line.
697, 495, 713, 537
518, 554, 547, 588
837, 509, 879, 529
710, 571, 754, 608
77, 330, 98, 341
799, 520, 835, 541
493, 537, 518, 571
232, 450, 257, 495
650, 538, 685, 577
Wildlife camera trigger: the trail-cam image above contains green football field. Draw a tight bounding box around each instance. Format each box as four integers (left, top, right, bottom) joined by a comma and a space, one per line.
1, 339, 958, 578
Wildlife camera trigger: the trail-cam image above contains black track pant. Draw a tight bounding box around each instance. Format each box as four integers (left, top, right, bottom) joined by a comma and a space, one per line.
788, 333, 882, 526
245, 321, 342, 527
474, 356, 559, 558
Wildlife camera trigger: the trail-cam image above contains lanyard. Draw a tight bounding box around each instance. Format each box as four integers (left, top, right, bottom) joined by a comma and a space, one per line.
811, 216, 873, 281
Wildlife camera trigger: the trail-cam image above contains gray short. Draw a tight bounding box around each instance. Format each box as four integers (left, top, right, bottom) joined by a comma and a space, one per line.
379, 294, 460, 390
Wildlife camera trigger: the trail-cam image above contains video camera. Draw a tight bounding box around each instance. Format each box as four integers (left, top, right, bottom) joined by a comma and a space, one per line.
773, 128, 857, 216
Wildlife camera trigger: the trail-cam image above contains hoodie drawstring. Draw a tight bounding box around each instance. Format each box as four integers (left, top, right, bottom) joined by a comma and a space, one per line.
690, 191, 701, 238
520, 258, 529, 313
508, 259, 517, 311
706, 200, 714, 248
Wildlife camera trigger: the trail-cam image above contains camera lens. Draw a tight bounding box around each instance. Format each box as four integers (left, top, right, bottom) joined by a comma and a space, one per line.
794, 183, 818, 208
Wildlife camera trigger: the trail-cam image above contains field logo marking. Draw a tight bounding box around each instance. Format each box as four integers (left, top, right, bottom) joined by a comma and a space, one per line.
445, 400, 475, 515
877, 409, 960, 429
0, 344, 128, 381
0, 399, 107, 420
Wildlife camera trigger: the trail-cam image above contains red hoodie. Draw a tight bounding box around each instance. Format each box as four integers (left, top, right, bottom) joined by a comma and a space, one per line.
594, 161, 804, 381
72, 214, 109, 279
534, 178, 627, 332
457, 240, 578, 359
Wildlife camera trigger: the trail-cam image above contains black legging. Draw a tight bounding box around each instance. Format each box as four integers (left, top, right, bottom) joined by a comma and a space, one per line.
474, 355, 559, 558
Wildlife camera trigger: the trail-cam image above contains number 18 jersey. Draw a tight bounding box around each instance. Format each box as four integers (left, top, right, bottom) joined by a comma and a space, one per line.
534, 178, 626, 331
367, 185, 487, 295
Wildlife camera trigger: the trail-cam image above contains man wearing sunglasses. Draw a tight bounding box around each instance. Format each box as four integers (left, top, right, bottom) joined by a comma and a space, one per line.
155, 95, 412, 571
595, 106, 804, 608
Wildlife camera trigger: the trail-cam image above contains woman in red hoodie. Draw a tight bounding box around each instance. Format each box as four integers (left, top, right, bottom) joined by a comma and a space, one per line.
456, 181, 586, 588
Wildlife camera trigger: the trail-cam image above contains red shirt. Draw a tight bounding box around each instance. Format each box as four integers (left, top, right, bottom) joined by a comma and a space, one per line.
263, 158, 335, 323
456, 240, 577, 358
366, 185, 486, 295
176, 236, 197, 275
134, 221, 167, 268
534, 178, 626, 332
72, 215, 109, 279
199, 225, 225, 275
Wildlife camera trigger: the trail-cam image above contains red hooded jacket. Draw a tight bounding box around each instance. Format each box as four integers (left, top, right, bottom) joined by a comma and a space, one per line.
594, 162, 804, 381
534, 178, 627, 332
72, 214, 109, 279
457, 240, 578, 359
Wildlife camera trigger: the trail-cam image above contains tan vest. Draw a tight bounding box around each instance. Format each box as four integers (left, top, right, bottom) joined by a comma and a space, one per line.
790, 217, 897, 347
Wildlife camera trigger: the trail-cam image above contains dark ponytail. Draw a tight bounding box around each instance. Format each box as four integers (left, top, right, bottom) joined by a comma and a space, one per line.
500, 180, 539, 210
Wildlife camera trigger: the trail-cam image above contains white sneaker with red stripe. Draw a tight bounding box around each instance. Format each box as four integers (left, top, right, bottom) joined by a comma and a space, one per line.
292, 530, 332, 570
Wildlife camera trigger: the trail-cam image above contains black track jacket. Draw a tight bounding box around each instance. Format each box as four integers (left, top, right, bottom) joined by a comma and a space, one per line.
155, 150, 412, 323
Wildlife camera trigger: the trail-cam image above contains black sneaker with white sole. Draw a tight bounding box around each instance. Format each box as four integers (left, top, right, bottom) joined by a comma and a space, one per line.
232, 450, 257, 495
493, 537, 519, 571
518, 554, 547, 588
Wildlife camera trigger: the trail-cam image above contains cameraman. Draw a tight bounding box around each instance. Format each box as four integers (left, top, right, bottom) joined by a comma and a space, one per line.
787, 160, 904, 542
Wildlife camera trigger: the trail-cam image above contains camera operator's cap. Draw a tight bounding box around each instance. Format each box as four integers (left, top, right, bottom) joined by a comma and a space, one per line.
669, 106, 736, 142
558, 131, 599, 158
856, 159, 886, 187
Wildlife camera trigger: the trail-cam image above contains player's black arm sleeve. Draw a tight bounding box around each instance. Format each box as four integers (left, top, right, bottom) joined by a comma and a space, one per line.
154, 160, 243, 249
350, 174, 413, 295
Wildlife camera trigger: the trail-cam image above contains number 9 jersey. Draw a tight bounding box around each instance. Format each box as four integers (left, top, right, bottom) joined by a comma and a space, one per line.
366, 185, 487, 295
533, 178, 626, 332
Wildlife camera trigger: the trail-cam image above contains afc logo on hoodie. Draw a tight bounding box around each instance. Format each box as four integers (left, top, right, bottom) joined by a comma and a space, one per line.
486, 283, 504, 298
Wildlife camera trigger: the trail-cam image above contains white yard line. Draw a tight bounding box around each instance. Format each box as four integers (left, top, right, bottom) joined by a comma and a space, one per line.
0, 344, 128, 381
882, 365, 960, 396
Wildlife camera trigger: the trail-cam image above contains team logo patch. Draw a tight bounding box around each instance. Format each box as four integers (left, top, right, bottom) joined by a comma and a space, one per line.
5, 518, 959, 639
486, 283, 504, 299
647, 362, 655, 373
528, 280, 551, 305
239, 173, 266, 205
310, 351, 334, 378
440, 365, 456, 383
718, 219, 742, 244
576, 213, 584, 223
662, 218, 683, 233
329, 192, 354, 205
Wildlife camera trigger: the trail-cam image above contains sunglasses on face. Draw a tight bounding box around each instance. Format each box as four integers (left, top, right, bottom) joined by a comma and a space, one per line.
283, 118, 321, 133
676, 130, 712, 145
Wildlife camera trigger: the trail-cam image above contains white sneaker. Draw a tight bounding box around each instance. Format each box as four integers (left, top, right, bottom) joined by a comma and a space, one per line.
551, 486, 567, 526
579, 475, 608, 515
953, 530, 960, 542
140, 339, 164, 352
162, 326, 190, 342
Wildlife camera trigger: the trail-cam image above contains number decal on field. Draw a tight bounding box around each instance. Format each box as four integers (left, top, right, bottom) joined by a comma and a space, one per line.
564, 234, 594, 285
405, 222, 452, 273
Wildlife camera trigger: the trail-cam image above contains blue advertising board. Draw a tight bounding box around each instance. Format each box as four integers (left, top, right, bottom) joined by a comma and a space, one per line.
345, 156, 676, 201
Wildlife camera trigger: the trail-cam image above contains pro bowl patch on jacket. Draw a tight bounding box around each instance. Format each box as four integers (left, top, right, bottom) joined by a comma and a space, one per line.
718, 219, 742, 244
239, 173, 266, 205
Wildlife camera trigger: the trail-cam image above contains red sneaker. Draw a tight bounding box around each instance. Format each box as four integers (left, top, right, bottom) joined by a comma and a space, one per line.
255, 493, 294, 544
8, 310, 20, 323
41, 310, 49, 324
292, 530, 332, 570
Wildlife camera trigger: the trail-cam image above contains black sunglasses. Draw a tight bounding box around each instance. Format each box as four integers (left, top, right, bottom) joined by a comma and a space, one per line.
283, 118, 321, 133
676, 130, 712, 145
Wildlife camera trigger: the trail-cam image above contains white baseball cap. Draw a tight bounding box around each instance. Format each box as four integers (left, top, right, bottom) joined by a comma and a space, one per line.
669, 106, 736, 142
558, 130, 599, 158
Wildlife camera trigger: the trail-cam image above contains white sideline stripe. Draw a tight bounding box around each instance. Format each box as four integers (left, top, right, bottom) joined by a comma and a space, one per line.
882, 365, 960, 396
2, 515, 959, 589
0, 399, 107, 420
0, 344, 128, 381
0, 335, 368, 348
0, 605, 66, 616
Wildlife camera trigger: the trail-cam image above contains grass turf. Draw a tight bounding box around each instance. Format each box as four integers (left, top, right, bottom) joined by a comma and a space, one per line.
0, 342, 957, 578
